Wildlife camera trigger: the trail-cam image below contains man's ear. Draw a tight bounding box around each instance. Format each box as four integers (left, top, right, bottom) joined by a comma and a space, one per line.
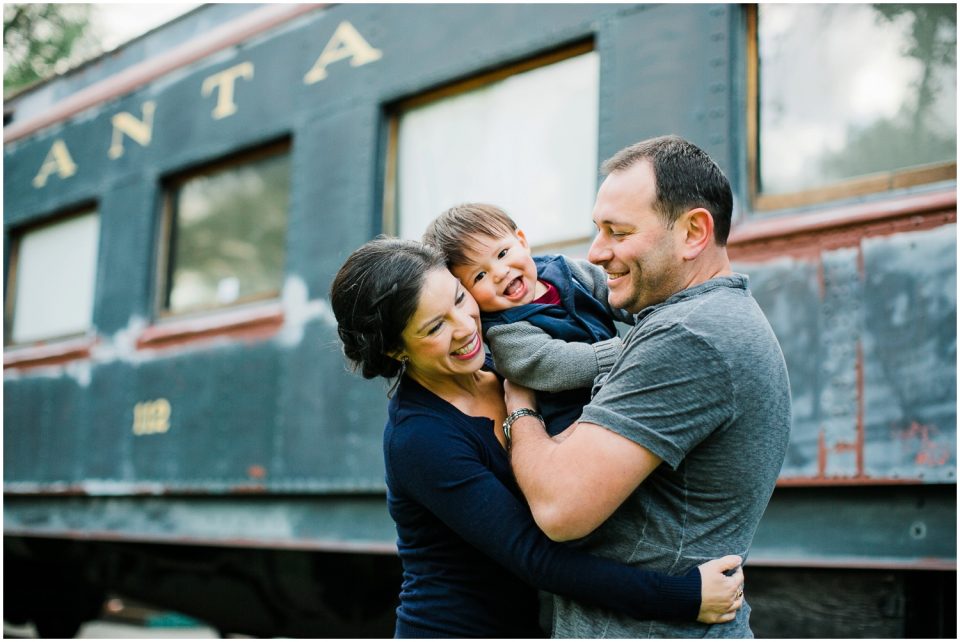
679, 208, 713, 261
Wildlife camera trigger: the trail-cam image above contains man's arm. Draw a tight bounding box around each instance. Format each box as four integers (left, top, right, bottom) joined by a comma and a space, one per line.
504, 380, 662, 542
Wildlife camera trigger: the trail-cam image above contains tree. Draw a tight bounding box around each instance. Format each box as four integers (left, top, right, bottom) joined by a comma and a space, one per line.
3, 3, 100, 95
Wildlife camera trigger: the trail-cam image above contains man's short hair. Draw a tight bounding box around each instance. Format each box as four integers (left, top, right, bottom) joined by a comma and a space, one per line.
602, 135, 733, 245
423, 203, 519, 267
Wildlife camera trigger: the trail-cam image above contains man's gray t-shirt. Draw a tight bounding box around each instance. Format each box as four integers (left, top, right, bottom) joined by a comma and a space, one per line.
553, 274, 791, 638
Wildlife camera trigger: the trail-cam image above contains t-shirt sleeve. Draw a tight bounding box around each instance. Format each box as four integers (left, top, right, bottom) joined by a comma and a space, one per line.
580, 322, 735, 469
387, 413, 701, 621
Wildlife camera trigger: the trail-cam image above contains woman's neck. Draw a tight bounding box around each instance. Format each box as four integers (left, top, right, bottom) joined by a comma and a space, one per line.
407, 366, 506, 445
408, 369, 489, 403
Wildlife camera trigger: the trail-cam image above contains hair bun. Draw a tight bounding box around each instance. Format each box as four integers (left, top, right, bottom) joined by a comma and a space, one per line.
330, 238, 445, 382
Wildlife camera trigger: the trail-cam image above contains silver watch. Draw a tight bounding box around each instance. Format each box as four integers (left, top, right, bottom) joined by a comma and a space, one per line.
502, 408, 544, 447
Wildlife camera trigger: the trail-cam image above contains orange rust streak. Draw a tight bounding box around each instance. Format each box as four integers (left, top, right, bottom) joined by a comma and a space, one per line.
817, 428, 827, 477
833, 442, 858, 453
4, 339, 96, 370
728, 192, 955, 264
136, 311, 284, 351
730, 189, 954, 245
856, 340, 865, 477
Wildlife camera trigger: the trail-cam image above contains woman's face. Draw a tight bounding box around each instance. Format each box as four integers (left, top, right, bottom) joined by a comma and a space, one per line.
398, 268, 485, 381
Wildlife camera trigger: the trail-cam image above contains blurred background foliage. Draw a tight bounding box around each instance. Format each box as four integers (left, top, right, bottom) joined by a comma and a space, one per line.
3, 3, 101, 95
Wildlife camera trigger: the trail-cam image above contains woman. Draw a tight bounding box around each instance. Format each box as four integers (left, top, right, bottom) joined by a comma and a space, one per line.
330, 237, 743, 638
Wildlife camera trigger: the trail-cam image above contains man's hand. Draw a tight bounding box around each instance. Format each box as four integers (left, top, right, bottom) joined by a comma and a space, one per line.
697, 555, 744, 624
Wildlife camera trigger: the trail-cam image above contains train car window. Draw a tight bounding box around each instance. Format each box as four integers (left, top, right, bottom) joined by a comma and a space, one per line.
749, 4, 956, 210
6, 209, 100, 345
160, 144, 290, 316
387, 45, 599, 251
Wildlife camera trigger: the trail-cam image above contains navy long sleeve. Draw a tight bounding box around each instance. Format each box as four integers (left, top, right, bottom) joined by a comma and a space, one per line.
384, 376, 700, 638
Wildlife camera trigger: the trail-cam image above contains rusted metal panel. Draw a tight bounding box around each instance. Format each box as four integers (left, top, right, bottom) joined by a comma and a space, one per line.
861, 226, 957, 482
742, 256, 822, 477
735, 224, 956, 484
819, 246, 864, 478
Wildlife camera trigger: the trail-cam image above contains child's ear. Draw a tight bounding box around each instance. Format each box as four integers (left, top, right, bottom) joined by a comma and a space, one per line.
515, 228, 530, 248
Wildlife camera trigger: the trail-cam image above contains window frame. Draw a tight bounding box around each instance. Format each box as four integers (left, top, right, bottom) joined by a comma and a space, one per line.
381, 39, 596, 248
745, 4, 957, 213
4, 202, 100, 347
155, 139, 292, 320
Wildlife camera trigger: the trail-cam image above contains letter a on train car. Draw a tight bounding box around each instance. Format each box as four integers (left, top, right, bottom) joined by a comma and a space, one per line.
303, 21, 382, 84
32, 139, 77, 188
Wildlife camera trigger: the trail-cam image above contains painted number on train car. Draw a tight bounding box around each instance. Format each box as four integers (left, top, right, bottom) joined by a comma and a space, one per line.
32, 20, 381, 188
132, 398, 172, 436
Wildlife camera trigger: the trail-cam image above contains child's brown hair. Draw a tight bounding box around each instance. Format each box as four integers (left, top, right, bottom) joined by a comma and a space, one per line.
423, 203, 518, 268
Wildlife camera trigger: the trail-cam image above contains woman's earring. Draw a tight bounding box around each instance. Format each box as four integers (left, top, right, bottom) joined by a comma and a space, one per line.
387, 356, 408, 399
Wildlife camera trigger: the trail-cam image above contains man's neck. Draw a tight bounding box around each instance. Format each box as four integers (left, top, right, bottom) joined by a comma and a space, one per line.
680, 248, 732, 292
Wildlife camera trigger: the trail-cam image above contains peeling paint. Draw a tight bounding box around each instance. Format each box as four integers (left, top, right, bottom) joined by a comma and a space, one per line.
895, 421, 953, 468
275, 273, 335, 347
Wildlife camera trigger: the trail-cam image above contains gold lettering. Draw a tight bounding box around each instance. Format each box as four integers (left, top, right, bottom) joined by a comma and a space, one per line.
32, 139, 77, 188
303, 21, 383, 84
132, 398, 172, 436
201, 62, 254, 120
108, 101, 156, 159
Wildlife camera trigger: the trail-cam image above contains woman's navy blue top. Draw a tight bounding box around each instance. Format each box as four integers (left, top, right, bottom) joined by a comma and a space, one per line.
383, 373, 700, 638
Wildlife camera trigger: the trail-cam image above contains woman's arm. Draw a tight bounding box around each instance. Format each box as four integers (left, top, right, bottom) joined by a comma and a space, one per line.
389, 415, 741, 622
487, 321, 622, 392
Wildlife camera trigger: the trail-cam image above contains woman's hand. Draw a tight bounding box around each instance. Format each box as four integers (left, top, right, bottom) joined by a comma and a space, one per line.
503, 379, 537, 414
697, 555, 744, 624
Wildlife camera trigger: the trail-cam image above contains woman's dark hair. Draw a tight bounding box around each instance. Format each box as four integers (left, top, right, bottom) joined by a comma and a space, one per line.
330, 236, 446, 380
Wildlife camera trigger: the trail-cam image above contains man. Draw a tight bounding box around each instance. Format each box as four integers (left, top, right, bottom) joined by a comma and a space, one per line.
503, 135, 791, 637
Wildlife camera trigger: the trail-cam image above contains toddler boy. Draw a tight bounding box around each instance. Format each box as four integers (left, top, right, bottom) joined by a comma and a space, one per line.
423, 203, 631, 434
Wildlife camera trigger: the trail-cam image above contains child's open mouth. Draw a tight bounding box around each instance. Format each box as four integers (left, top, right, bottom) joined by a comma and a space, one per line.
504, 276, 526, 299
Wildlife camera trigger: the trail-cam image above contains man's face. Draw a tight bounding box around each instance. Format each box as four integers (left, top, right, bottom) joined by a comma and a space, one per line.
587, 161, 685, 314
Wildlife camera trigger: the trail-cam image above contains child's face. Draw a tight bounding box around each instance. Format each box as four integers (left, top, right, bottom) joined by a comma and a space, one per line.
451, 229, 540, 313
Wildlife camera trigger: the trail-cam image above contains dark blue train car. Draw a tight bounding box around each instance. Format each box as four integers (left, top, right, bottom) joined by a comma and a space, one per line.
4, 4, 955, 637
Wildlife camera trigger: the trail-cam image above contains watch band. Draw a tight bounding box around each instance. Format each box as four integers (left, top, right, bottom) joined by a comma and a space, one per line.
502, 408, 544, 447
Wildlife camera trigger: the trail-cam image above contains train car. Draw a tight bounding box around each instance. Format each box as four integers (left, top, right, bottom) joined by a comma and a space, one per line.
4, 3, 955, 637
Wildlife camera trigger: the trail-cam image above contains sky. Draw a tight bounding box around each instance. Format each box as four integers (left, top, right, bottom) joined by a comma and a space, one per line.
94, 3, 201, 52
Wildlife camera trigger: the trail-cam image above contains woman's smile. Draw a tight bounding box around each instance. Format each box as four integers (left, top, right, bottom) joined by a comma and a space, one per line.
451, 332, 482, 360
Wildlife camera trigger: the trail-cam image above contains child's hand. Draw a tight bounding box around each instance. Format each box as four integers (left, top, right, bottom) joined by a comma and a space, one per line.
503, 379, 537, 414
